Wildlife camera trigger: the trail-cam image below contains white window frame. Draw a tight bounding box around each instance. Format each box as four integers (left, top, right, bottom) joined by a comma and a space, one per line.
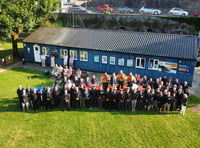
94, 55, 100, 63
102, 56, 107, 64
70, 50, 77, 60
136, 57, 146, 69
118, 58, 125, 66
60, 49, 68, 58
127, 59, 134, 67
42, 47, 49, 56
148, 59, 159, 70
110, 56, 115, 65
80, 51, 88, 61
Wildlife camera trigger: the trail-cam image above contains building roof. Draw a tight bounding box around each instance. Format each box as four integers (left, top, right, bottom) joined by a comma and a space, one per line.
23, 27, 198, 60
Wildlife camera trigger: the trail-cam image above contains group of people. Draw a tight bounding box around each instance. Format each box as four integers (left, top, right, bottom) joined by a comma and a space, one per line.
17, 67, 189, 115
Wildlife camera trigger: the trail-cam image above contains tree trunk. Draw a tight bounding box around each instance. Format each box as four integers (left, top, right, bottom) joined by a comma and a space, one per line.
12, 33, 19, 57
11, 29, 23, 58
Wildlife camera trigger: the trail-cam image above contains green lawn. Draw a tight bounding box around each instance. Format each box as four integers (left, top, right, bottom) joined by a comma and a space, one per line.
0, 40, 24, 59
0, 68, 200, 148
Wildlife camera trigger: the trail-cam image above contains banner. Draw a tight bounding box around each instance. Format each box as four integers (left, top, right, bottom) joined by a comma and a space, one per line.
178, 64, 190, 74
158, 61, 177, 74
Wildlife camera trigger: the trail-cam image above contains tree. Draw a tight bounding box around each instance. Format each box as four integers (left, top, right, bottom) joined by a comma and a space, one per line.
0, 0, 60, 57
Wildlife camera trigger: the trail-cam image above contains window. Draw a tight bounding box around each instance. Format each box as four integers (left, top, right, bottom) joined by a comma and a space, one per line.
127, 59, 134, 67
42, 47, 49, 56
149, 59, 159, 70
110, 57, 115, 65
70, 50, 77, 60
80, 51, 88, 61
60, 49, 68, 58
94, 55, 99, 63
118, 58, 124, 66
136, 57, 145, 68
102, 56, 107, 64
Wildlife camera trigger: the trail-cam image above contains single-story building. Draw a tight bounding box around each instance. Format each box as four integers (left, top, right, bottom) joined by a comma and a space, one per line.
23, 27, 198, 85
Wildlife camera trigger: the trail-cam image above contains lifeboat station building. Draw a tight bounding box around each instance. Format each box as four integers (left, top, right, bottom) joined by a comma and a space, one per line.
23, 27, 198, 85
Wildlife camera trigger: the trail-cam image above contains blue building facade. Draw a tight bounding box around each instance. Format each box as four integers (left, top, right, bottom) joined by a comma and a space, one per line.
23, 27, 198, 85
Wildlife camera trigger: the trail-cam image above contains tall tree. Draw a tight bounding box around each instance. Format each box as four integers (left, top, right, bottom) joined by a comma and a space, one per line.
0, 0, 60, 57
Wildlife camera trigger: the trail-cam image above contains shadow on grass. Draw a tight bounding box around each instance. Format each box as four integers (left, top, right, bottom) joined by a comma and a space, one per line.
0, 97, 180, 116
0, 49, 13, 59
8, 68, 54, 85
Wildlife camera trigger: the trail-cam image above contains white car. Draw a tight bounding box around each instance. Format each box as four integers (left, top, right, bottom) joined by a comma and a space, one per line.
168, 8, 188, 16
139, 7, 161, 15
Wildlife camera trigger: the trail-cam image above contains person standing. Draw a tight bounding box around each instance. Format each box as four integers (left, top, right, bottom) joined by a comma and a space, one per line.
52, 86, 60, 107
101, 72, 109, 91
75, 68, 82, 80
89, 85, 97, 109
105, 87, 112, 111
85, 77, 91, 87
83, 87, 90, 108
21, 89, 29, 112
144, 89, 152, 111
46, 87, 52, 109
131, 88, 138, 112
91, 75, 97, 85
110, 72, 117, 88
63, 89, 71, 112
22, 58, 26, 68
176, 89, 183, 111
51, 55, 55, 67
31, 88, 38, 111
118, 89, 125, 111
17, 85, 23, 108
69, 55, 74, 68
38, 89, 46, 109
73, 86, 81, 109
97, 85, 104, 110
157, 92, 163, 113
63, 52, 68, 66
124, 87, 132, 112
180, 94, 188, 115
127, 72, 136, 88
111, 88, 118, 110
70, 83, 76, 108
41, 53, 46, 67
26, 85, 32, 108
137, 89, 144, 110
117, 70, 126, 89
67, 66, 73, 80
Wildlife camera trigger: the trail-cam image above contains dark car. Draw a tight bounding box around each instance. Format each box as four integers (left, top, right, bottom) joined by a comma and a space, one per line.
117, 6, 134, 13
68, 7, 92, 14
194, 11, 200, 16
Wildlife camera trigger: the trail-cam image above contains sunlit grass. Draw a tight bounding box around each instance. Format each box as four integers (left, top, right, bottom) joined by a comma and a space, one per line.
0, 68, 200, 147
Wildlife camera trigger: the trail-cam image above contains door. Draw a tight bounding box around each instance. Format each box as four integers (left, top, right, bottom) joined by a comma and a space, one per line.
33, 45, 41, 62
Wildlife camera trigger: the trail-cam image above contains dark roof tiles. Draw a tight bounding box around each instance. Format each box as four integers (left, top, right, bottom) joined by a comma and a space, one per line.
23, 27, 198, 60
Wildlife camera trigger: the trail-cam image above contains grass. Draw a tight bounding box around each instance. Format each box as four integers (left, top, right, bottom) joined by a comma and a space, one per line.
0, 39, 24, 59
0, 68, 200, 147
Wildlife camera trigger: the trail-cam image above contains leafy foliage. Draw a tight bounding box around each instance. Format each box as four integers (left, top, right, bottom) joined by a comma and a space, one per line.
0, 0, 60, 38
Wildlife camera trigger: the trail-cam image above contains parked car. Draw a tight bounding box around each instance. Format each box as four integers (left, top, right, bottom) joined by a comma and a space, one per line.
68, 7, 92, 14
117, 6, 133, 13
72, 5, 86, 10
194, 10, 200, 16
139, 7, 161, 15
97, 5, 114, 13
168, 8, 188, 16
